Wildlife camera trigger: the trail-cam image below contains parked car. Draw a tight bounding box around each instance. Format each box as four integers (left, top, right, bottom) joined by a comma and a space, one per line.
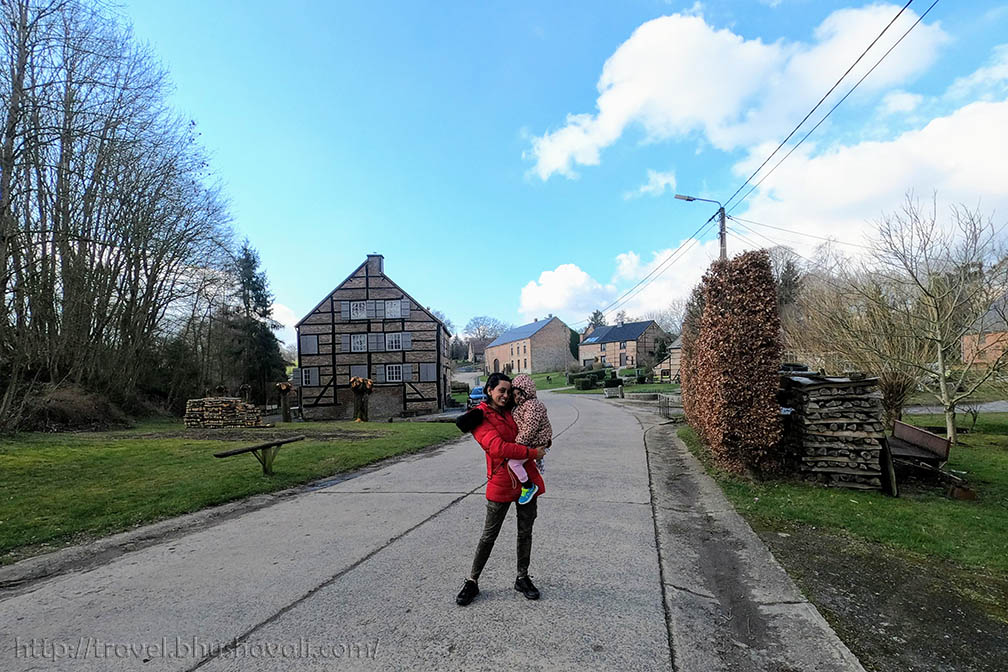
467, 386, 486, 409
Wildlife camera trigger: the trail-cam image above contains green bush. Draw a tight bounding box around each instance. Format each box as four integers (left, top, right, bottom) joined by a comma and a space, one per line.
603, 376, 621, 388
574, 379, 595, 390
450, 382, 470, 394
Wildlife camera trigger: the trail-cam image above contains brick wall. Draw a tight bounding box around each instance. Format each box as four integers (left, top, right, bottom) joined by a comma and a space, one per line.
529, 318, 576, 373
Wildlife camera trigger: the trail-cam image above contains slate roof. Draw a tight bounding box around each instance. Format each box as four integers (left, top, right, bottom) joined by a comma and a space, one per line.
580, 320, 656, 345
486, 318, 556, 348
970, 297, 1008, 333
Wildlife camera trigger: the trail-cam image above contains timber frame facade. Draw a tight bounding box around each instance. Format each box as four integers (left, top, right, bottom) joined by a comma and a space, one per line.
295, 255, 451, 420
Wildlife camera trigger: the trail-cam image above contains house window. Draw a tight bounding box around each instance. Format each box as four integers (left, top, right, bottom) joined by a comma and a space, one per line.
600, 355, 607, 365
620, 341, 626, 350
385, 300, 401, 318
601, 343, 606, 351
350, 364, 368, 382
385, 332, 403, 351
511, 345, 514, 356
351, 333, 367, 352
350, 301, 367, 320
524, 344, 527, 354
301, 367, 318, 387
299, 334, 318, 355
386, 364, 403, 383
524, 358, 527, 370
420, 363, 437, 382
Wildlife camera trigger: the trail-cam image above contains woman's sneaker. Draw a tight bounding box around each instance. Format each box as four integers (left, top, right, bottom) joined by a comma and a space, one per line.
455, 579, 479, 606
518, 483, 538, 505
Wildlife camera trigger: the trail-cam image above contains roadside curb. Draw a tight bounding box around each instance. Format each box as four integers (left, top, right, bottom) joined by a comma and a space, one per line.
642, 416, 866, 671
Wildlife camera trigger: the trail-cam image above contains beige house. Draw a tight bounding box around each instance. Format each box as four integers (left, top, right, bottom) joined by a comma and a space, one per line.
653, 335, 682, 381
579, 320, 667, 369
295, 255, 451, 420
484, 316, 575, 375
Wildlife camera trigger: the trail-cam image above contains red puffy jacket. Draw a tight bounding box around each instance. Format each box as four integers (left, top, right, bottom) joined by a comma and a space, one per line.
472, 401, 545, 503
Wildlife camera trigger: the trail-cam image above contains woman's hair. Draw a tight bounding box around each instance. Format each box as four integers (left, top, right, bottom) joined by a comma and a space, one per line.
484, 372, 512, 394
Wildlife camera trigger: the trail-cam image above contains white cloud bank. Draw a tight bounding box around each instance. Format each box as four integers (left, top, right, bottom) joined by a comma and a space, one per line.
528, 4, 947, 180
624, 169, 677, 199
271, 302, 299, 347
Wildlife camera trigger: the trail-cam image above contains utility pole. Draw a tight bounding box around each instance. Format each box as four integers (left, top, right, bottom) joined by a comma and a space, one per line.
675, 194, 726, 261
718, 206, 726, 261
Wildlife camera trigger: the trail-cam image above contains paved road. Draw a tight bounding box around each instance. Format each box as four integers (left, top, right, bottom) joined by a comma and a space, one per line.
0, 393, 861, 671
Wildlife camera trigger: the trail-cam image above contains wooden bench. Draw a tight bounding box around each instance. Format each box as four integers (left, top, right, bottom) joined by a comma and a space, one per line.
213, 435, 306, 475
887, 421, 950, 469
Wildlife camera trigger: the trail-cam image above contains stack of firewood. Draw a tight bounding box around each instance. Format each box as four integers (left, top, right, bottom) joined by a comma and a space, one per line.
184, 397, 261, 429
780, 375, 885, 491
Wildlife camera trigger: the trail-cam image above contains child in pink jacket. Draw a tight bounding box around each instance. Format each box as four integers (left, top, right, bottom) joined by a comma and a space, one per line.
508, 374, 553, 504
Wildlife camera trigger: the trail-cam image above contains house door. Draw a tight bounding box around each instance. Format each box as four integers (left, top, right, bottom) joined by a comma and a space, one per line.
493, 358, 499, 373
620, 353, 627, 367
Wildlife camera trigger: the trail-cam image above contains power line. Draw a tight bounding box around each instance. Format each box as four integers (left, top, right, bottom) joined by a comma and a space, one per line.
729, 215, 873, 250
570, 215, 719, 326
722, 0, 916, 212
728, 0, 941, 214
597, 218, 721, 321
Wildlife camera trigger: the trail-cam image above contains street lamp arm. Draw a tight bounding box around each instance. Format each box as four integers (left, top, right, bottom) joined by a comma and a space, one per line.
674, 193, 727, 261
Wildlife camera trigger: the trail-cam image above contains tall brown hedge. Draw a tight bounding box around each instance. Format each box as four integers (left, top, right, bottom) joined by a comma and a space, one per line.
681, 250, 784, 476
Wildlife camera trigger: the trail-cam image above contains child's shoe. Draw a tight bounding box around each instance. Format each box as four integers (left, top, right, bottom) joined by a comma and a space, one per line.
518, 482, 538, 505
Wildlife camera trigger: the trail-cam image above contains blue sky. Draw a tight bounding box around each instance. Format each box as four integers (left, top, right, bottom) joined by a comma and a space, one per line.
119, 1, 1008, 344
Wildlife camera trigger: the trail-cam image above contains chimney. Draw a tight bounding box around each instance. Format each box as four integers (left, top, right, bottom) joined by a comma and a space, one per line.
618, 320, 624, 328
533, 317, 538, 322
548, 313, 553, 318
366, 254, 384, 275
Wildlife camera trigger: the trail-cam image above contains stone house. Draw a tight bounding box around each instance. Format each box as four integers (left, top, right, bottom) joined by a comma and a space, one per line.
295, 255, 451, 420
653, 335, 682, 380
579, 320, 667, 369
484, 316, 576, 375
467, 337, 491, 364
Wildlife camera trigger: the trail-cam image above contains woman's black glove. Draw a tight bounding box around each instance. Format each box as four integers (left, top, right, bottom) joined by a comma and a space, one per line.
455, 408, 484, 433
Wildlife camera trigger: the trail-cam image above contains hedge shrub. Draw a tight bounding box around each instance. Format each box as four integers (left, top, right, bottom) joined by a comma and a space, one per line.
681, 250, 783, 476
574, 378, 595, 390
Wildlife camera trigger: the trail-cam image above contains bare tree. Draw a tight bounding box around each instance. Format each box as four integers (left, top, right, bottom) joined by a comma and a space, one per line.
638, 298, 688, 336
464, 315, 508, 340
789, 194, 1008, 445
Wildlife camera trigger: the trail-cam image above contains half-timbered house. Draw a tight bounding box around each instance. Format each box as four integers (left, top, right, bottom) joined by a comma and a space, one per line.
295, 255, 451, 420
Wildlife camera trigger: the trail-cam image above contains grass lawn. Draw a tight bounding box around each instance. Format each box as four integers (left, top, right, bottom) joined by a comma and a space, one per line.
677, 414, 1008, 575
907, 385, 1007, 406
479, 370, 568, 391
555, 387, 605, 395
451, 392, 468, 405
624, 383, 680, 394
0, 418, 459, 564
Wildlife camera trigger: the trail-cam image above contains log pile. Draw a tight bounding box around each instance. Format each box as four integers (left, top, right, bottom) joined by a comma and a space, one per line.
780, 375, 884, 491
184, 397, 261, 429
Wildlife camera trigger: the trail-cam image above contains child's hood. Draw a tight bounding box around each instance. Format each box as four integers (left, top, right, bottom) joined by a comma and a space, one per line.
511, 374, 537, 403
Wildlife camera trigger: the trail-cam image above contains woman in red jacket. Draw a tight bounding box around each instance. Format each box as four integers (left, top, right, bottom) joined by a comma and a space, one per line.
456, 372, 548, 606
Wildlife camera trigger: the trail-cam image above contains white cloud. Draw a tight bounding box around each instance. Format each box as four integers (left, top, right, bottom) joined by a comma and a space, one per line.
528, 5, 947, 180
519, 237, 724, 327
735, 99, 1008, 258
271, 301, 298, 347
624, 169, 677, 199
947, 44, 1008, 100
878, 90, 923, 115
518, 264, 616, 322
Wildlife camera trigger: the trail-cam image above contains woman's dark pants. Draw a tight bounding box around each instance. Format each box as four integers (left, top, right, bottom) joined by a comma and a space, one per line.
469, 498, 537, 581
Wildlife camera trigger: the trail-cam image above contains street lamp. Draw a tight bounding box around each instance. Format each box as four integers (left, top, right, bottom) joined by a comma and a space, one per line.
675, 194, 726, 261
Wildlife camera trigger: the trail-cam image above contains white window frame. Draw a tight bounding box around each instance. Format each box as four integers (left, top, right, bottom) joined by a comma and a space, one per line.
351, 333, 367, 352
385, 332, 403, 351
301, 367, 317, 387
386, 364, 403, 383
384, 300, 401, 319
350, 301, 367, 320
